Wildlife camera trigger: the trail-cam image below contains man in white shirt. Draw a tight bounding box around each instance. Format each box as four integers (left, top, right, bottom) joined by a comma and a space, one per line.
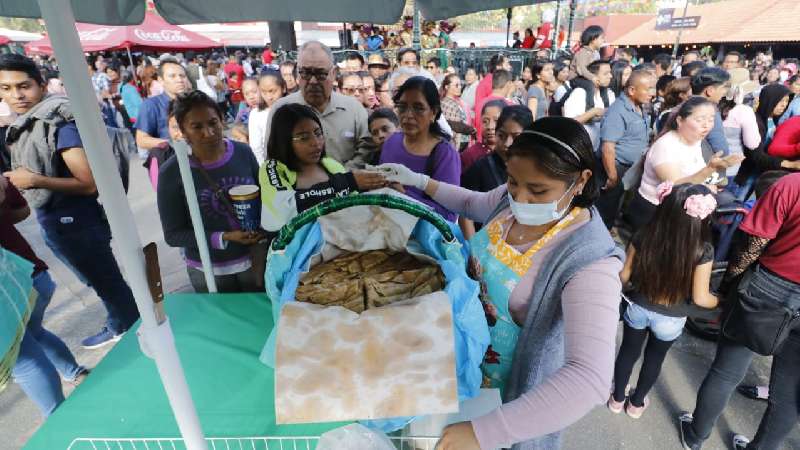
563, 60, 614, 148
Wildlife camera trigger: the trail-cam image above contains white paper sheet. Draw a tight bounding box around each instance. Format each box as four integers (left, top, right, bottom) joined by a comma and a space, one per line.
275, 292, 459, 424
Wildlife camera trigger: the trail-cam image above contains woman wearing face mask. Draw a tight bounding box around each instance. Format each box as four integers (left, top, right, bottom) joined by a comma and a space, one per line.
460, 105, 534, 240
626, 97, 743, 232
376, 117, 623, 450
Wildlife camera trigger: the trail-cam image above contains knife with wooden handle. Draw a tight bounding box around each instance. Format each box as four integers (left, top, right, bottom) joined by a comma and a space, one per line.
143, 242, 166, 324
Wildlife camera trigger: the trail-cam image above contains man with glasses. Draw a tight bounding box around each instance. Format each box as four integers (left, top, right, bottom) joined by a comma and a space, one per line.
426, 58, 444, 87
265, 41, 373, 169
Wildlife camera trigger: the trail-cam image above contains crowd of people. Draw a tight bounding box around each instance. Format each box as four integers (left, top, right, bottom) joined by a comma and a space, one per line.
1, 20, 800, 450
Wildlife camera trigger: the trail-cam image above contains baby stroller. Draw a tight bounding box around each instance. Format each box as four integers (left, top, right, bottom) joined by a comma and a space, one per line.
684, 199, 752, 340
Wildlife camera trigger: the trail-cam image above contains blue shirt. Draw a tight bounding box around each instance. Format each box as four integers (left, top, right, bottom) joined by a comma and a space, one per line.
779, 96, 800, 125
705, 111, 730, 156
599, 94, 650, 166
135, 93, 170, 140
36, 123, 103, 227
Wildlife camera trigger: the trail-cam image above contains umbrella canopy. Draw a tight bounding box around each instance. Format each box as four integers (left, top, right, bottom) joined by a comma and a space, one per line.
25, 11, 219, 54
1, 0, 550, 25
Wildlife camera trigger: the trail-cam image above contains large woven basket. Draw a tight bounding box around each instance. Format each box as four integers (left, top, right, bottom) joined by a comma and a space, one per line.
0, 249, 36, 392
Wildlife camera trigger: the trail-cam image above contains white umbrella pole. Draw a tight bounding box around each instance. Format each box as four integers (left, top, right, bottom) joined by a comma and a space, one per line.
172, 140, 218, 293
36, 1, 208, 449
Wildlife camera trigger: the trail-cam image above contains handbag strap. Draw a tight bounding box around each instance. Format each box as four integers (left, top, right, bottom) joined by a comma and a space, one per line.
189, 155, 241, 230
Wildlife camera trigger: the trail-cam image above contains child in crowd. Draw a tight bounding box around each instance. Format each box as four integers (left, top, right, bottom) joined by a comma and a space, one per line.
235, 77, 261, 124
367, 107, 399, 162
609, 183, 719, 418
248, 71, 287, 165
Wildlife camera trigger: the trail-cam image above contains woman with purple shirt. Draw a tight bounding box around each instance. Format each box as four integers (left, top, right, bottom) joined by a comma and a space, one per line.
157, 91, 264, 293
378, 76, 461, 221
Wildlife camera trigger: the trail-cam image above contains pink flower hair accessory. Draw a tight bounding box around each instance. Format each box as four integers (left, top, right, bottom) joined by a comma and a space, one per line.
684, 194, 717, 220
656, 181, 674, 204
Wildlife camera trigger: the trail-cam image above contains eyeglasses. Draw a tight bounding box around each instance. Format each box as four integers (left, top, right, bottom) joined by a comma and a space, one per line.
292, 128, 325, 143
341, 87, 368, 95
396, 103, 429, 115
297, 68, 331, 81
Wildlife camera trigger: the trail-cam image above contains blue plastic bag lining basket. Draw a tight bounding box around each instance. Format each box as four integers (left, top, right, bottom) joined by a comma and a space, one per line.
261, 194, 490, 432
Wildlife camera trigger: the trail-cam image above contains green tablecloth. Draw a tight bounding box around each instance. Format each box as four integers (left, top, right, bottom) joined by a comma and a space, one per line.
24, 293, 348, 450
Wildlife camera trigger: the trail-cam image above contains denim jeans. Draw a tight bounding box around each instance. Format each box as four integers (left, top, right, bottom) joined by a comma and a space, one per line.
41, 215, 139, 334
594, 162, 631, 229
624, 302, 687, 341
12, 271, 83, 417
685, 265, 800, 449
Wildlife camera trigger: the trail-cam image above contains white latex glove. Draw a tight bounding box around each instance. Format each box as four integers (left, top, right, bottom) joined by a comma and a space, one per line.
366, 163, 430, 191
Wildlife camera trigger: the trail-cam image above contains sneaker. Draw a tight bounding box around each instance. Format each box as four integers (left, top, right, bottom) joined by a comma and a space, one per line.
737, 384, 769, 401
679, 413, 700, 450
81, 327, 123, 349
62, 367, 91, 386
732, 434, 750, 450
625, 397, 649, 419
607, 394, 625, 414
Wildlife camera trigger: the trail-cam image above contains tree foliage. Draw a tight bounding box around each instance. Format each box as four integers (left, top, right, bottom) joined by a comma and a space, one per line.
0, 17, 44, 33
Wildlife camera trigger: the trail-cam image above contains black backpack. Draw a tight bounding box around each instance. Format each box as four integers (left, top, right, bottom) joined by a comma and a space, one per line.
550, 77, 610, 117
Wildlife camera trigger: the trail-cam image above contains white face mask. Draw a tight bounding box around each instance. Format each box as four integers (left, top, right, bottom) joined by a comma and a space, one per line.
508, 180, 577, 226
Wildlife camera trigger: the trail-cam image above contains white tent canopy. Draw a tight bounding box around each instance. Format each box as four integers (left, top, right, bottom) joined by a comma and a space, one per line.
0, 0, 551, 25
0, 27, 43, 42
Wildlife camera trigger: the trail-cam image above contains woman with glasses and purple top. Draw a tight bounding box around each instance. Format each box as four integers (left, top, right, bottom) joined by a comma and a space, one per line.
377, 76, 461, 221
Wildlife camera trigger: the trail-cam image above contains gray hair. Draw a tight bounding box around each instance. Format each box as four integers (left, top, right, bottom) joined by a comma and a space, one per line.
297, 41, 334, 67
388, 66, 437, 93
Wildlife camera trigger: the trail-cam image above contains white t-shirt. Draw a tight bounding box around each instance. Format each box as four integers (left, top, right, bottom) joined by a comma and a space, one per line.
639, 130, 707, 205
248, 107, 270, 166
563, 87, 615, 149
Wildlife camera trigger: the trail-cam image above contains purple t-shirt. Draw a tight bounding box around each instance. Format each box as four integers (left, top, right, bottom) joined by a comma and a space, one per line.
379, 132, 461, 221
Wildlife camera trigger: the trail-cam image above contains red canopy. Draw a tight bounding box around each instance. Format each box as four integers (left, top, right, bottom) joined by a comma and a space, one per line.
25, 12, 219, 54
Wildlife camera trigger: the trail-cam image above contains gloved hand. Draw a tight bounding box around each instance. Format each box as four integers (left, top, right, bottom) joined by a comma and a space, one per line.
366, 163, 430, 191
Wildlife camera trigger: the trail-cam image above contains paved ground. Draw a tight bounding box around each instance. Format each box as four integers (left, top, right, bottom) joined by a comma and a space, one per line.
1, 163, 798, 450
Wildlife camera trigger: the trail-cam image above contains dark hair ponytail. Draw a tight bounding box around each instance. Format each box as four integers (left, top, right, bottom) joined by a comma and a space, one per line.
632, 183, 713, 306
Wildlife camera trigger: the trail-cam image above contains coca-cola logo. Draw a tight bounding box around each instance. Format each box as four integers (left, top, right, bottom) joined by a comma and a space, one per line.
133, 29, 190, 43
79, 28, 116, 41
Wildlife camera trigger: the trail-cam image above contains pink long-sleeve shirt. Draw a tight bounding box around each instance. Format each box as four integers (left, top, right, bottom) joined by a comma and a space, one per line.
432, 183, 622, 449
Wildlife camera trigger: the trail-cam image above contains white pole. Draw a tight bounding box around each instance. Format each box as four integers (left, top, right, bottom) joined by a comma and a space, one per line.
35, 1, 208, 448
172, 140, 218, 292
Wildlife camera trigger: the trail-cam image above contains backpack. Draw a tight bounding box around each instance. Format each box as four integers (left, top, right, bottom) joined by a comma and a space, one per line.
105, 125, 136, 193
550, 77, 610, 117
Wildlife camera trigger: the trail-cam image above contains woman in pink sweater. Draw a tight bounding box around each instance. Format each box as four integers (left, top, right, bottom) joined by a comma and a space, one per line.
375, 117, 622, 450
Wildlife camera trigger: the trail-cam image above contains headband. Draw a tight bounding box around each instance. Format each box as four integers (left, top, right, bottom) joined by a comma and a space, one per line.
520, 130, 582, 163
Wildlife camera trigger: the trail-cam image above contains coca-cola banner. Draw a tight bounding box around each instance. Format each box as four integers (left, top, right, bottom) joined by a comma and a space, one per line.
25, 12, 217, 54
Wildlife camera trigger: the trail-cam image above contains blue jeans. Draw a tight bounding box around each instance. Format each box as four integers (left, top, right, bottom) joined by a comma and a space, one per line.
12, 271, 83, 417
40, 214, 139, 334
685, 265, 800, 449
624, 302, 687, 341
